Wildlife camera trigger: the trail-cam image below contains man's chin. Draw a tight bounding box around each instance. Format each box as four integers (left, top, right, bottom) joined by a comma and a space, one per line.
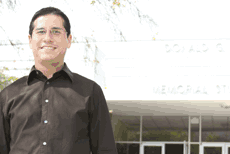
39, 56, 56, 62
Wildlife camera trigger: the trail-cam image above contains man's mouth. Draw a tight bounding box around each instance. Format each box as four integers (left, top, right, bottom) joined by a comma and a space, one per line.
41, 47, 56, 49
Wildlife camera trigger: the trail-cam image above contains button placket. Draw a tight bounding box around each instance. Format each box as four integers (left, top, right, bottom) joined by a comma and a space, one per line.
40, 80, 49, 153
43, 99, 48, 145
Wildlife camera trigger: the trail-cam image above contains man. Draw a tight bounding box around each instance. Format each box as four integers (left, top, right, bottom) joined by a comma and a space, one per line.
0, 7, 117, 154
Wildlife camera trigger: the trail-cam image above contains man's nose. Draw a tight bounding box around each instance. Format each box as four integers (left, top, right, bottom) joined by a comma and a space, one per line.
43, 31, 53, 42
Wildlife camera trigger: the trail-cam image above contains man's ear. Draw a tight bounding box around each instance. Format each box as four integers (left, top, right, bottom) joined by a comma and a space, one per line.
67, 34, 72, 48
28, 35, 32, 49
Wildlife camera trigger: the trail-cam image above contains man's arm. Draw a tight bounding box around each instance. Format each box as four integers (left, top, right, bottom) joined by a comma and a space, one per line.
89, 83, 117, 154
0, 93, 10, 154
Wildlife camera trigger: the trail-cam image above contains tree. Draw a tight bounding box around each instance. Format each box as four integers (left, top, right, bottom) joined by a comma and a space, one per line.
0, 0, 158, 90
0, 67, 18, 91
0, 0, 21, 91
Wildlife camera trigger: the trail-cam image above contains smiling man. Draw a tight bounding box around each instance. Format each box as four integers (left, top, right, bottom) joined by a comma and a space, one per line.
0, 7, 117, 154
28, 11, 72, 79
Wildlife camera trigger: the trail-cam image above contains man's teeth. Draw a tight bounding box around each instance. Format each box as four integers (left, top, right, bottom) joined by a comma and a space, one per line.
43, 47, 55, 49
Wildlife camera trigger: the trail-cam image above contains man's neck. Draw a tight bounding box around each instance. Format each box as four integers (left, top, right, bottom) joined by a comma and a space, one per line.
35, 61, 64, 79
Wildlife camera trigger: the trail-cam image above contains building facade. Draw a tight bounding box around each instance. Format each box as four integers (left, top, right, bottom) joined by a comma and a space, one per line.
108, 100, 230, 154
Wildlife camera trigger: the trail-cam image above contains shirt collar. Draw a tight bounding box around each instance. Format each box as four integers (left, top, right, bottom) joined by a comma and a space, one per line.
27, 62, 74, 85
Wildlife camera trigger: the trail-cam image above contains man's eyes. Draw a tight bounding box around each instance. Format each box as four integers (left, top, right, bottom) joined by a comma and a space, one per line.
52, 30, 61, 34
37, 30, 61, 34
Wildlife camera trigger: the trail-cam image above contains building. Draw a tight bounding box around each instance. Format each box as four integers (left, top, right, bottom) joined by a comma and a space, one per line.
108, 100, 230, 154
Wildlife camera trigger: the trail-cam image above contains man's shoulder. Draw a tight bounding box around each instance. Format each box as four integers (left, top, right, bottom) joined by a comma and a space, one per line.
71, 72, 102, 95
72, 72, 96, 86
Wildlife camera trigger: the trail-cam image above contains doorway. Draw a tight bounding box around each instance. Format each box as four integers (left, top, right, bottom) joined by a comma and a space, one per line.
226, 144, 230, 154
200, 143, 224, 154
165, 144, 183, 154
141, 143, 165, 154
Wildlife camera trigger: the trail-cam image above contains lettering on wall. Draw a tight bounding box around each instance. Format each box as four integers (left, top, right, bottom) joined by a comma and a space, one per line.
153, 85, 230, 95
165, 43, 224, 53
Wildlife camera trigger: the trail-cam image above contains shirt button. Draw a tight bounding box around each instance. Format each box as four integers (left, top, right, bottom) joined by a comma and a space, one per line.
36, 71, 39, 75
44, 120, 48, 123
43, 142, 47, 145
47, 82, 49, 84
45, 99, 49, 103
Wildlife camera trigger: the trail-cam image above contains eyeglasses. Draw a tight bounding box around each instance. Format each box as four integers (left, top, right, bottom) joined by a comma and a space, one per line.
33, 28, 67, 37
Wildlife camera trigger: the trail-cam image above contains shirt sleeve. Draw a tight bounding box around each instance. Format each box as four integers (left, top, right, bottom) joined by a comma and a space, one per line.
0, 92, 10, 154
89, 83, 117, 154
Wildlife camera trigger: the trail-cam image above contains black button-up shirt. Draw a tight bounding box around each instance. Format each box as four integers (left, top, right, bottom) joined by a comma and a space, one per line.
0, 63, 117, 154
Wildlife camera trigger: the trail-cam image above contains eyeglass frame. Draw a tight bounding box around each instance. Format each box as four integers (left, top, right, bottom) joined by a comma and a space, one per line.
32, 27, 68, 37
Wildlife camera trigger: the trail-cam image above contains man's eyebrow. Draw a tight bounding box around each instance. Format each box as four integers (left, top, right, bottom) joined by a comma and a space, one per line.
51, 27, 62, 30
35, 27, 45, 30
35, 27, 62, 30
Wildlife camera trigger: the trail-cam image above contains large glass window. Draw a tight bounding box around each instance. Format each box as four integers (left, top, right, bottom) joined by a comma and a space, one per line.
111, 114, 230, 154
112, 114, 140, 141
202, 116, 230, 142
144, 145, 161, 154
142, 116, 188, 141
204, 147, 221, 154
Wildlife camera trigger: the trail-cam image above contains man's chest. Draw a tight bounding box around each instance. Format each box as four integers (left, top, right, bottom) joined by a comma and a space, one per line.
7, 87, 90, 140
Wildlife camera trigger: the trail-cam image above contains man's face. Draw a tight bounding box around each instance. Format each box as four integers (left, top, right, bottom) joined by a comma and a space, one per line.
28, 14, 72, 62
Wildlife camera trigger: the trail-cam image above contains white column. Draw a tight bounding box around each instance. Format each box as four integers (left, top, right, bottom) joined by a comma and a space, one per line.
183, 140, 186, 154
199, 115, 202, 143
139, 115, 143, 154
199, 115, 202, 154
188, 116, 191, 154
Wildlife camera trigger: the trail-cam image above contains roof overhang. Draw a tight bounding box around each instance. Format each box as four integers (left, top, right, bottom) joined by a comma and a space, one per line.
107, 100, 230, 116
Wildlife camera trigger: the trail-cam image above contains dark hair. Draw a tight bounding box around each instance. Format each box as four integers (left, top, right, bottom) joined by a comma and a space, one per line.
29, 7, 71, 38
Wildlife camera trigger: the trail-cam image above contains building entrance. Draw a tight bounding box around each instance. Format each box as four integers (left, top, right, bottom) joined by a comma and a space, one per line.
199, 143, 230, 154
141, 143, 165, 154
140, 142, 230, 154
165, 144, 183, 154
200, 143, 224, 154
227, 144, 230, 154
140, 142, 186, 154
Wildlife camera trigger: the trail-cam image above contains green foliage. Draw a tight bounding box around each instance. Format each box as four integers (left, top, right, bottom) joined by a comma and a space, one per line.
113, 117, 190, 142
0, 67, 18, 91
91, 0, 121, 7
91, 0, 95, 5
114, 119, 129, 141
113, 118, 140, 141
205, 133, 220, 142
127, 130, 140, 141
142, 129, 188, 141
112, 0, 120, 7
191, 144, 199, 154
